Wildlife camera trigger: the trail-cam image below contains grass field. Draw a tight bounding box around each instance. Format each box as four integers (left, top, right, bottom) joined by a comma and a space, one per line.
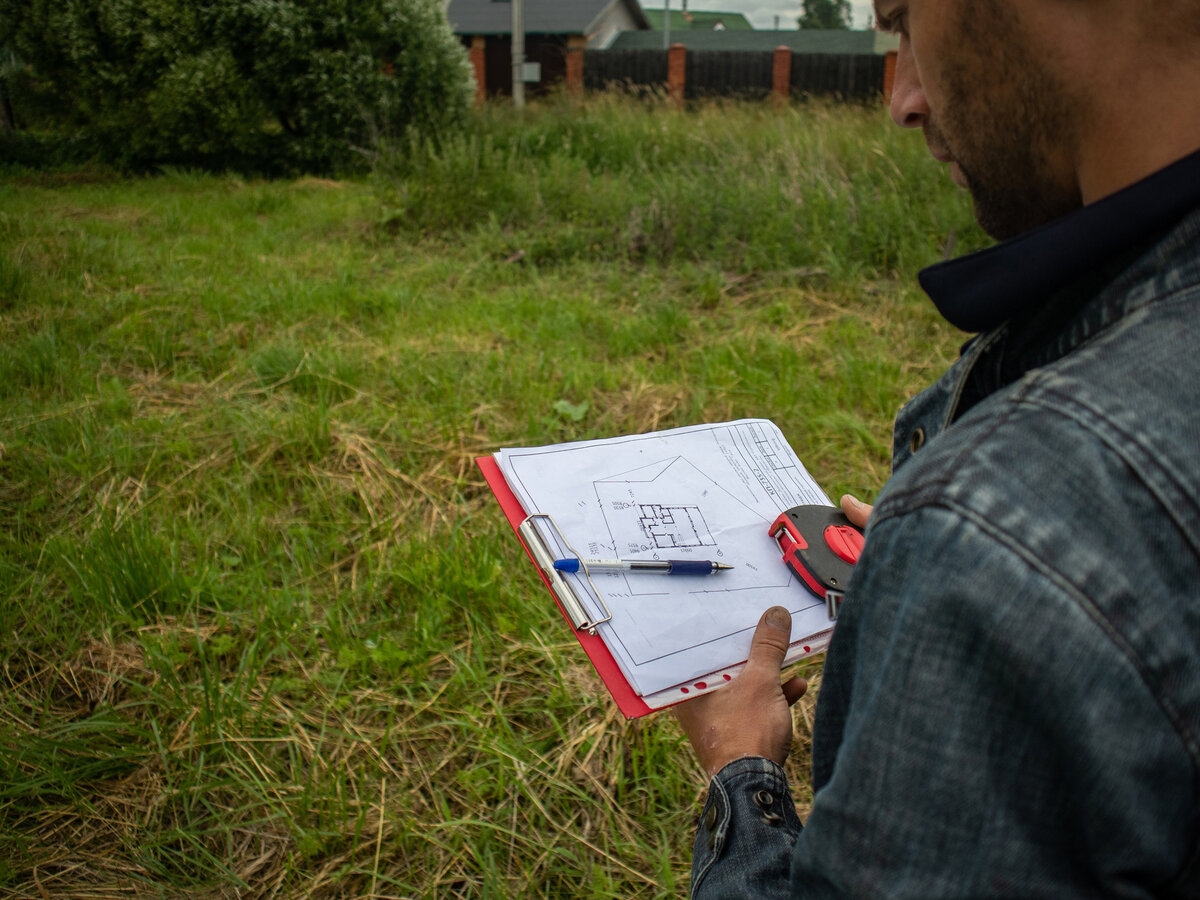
0, 96, 984, 897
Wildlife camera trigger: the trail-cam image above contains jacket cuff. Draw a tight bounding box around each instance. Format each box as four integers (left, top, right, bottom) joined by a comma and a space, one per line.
690, 757, 803, 900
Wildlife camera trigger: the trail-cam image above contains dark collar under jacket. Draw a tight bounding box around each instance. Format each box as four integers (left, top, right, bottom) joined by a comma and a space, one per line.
918, 147, 1200, 334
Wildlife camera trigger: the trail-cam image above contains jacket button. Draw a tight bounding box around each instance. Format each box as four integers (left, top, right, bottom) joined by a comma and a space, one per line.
753, 790, 774, 809
909, 427, 926, 453
704, 806, 717, 831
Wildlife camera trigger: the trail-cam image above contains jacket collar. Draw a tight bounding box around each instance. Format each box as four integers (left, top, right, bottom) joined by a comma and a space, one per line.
918, 148, 1200, 334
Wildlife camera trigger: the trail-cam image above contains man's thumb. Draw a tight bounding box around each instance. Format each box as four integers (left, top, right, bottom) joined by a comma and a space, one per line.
747, 606, 792, 670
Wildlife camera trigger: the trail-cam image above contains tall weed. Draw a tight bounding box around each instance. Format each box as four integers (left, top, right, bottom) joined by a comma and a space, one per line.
377, 94, 987, 275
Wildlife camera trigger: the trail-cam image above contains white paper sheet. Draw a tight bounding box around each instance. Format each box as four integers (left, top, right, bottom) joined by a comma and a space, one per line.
496, 419, 836, 697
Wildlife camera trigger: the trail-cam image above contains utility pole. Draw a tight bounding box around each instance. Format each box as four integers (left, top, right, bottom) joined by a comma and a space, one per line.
663, 0, 670, 49
511, 0, 525, 109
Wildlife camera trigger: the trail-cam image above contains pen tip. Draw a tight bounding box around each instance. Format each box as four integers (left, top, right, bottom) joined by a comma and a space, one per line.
714, 563, 734, 571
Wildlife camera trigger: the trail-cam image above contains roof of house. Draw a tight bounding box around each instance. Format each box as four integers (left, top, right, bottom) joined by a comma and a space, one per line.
447, 0, 651, 35
608, 29, 898, 54
641, 8, 753, 30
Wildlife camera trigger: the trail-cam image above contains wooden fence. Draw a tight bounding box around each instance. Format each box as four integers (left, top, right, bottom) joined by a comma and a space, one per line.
583, 49, 887, 101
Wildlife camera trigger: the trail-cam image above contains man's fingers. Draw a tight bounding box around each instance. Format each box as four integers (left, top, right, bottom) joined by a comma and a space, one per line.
746, 606, 793, 672
781, 675, 808, 706
675, 606, 804, 775
840, 493, 873, 529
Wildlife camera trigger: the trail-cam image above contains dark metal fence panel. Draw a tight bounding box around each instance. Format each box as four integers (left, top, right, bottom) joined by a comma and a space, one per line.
583, 49, 668, 92
789, 53, 885, 99
686, 50, 773, 100
584, 49, 885, 100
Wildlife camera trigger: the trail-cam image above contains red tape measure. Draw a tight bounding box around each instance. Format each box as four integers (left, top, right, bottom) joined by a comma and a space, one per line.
769, 505, 864, 619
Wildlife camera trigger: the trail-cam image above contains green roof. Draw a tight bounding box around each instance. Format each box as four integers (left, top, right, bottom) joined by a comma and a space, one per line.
609, 29, 898, 54
641, 8, 753, 31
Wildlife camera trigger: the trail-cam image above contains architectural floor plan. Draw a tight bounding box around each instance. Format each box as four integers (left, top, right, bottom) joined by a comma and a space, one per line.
496, 420, 834, 698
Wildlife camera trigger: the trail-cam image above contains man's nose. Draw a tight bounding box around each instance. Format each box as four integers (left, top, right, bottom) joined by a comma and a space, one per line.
889, 37, 929, 128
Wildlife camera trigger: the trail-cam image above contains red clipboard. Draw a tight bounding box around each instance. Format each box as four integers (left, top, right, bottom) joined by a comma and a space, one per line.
477, 455, 653, 718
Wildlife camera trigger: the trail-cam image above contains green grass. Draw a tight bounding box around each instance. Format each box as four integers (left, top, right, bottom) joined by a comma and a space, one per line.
0, 96, 983, 897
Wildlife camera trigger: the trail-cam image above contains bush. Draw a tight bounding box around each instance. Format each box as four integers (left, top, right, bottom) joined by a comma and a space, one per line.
0, 0, 473, 174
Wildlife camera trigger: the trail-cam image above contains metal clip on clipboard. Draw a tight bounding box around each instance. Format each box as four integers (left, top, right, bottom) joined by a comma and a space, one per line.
517, 514, 613, 635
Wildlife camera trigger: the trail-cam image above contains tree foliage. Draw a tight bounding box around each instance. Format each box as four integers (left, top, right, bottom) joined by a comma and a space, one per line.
797, 0, 853, 30
0, 0, 473, 173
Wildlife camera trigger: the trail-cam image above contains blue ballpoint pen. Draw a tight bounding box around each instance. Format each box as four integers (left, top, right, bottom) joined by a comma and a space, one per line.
552, 557, 733, 575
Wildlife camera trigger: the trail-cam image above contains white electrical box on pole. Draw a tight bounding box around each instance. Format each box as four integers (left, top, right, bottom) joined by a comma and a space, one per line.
512, 0, 525, 109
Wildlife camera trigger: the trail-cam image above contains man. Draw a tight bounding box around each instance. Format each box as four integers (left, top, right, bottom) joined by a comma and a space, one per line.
673, 1, 1200, 896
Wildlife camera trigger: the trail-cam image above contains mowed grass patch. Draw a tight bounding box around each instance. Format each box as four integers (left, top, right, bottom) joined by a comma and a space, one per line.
0, 97, 979, 897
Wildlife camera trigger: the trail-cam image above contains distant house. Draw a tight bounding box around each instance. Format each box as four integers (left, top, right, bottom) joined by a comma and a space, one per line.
609, 28, 898, 55
447, 0, 651, 97
641, 8, 753, 31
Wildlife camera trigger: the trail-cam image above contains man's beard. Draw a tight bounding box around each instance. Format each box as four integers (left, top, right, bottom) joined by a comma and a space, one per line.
936, 1, 1085, 241
941, 121, 1082, 242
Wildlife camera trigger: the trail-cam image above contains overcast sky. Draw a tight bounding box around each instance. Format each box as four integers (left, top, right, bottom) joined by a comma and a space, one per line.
648, 1, 875, 31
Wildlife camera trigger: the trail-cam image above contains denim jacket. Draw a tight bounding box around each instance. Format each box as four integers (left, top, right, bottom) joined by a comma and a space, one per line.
689, 198, 1200, 898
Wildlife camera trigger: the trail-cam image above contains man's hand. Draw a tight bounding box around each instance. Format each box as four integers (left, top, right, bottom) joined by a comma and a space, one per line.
673, 606, 808, 777
674, 496, 873, 778
840, 493, 872, 529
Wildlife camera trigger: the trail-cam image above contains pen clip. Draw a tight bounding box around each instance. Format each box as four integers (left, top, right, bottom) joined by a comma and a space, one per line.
518, 514, 613, 635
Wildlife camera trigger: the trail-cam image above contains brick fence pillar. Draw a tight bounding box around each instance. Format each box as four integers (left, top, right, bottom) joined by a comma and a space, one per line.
668, 42, 686, 109
772, 46, 792, 106
566, 35, 587, 99
469, 35, 487, 106
883, 49, 897, 105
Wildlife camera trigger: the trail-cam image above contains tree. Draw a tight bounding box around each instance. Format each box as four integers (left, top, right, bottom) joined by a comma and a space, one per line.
797, 0, 853, 30
0, 0, 473, 174
0, 46, 18, 133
